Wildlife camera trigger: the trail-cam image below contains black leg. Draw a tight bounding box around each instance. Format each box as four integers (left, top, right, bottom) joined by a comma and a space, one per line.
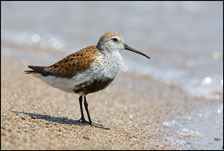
83, 96, 92, 124
84, 96, 110, 130
79, 96, 88, 124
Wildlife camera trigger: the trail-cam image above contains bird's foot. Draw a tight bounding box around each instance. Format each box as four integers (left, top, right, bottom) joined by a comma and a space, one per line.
78, 118, 110, 130
78, 118, 89, 125
90, 122, 110, 130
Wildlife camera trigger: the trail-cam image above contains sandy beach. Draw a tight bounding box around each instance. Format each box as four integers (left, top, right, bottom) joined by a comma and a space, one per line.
2, 56, 222, 150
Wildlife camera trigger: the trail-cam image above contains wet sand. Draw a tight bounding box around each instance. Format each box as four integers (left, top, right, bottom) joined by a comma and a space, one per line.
1, 56, 221, 150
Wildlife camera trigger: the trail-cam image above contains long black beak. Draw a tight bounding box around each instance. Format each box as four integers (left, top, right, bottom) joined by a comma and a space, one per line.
124, 44, 150, 59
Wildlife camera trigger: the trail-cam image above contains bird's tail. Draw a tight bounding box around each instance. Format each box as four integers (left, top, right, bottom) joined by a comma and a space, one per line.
24, 65, 47, 74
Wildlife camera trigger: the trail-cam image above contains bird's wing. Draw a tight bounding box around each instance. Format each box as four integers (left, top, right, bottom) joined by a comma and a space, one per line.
25, 46, 100, 78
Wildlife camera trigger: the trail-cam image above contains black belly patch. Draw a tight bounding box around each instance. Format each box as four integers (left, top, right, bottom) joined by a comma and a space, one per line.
73, 78, 114, 95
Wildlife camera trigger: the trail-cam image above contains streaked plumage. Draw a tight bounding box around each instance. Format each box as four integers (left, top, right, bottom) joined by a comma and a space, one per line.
26, 46, 99, 78
25, 32, 150, 129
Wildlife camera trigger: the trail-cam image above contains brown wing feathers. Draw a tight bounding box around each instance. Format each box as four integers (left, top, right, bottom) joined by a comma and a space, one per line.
25, 46, 99, 78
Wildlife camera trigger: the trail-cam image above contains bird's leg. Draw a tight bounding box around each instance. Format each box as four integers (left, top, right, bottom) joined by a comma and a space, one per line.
83, 96, 92, 124
78, 96, 88, 124
84, 96, 110, 130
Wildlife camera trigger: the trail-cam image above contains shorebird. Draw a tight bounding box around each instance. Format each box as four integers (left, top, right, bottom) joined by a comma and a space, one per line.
25, 32, 150, 129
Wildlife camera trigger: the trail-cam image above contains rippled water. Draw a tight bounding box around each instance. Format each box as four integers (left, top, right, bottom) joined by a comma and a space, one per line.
162, 103, 223, 149
2, 1, 223, 99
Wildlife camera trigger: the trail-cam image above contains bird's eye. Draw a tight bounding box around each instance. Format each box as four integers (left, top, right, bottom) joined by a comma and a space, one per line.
112, 38, 118, 42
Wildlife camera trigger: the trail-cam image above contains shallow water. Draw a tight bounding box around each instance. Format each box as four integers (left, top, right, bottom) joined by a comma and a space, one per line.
163, 103, 223, 149
1, 1, 223, 149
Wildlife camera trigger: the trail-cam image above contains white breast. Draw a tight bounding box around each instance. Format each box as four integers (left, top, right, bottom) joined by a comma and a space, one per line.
90, 50, 123, 79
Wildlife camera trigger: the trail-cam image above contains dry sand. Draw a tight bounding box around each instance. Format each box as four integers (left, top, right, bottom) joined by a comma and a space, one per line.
1, 57, 219, 150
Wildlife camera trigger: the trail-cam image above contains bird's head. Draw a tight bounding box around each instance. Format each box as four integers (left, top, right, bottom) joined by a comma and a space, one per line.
97, 32, 150, 59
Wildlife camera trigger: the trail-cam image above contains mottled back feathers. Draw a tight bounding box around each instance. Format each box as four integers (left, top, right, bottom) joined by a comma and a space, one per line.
25, 46, 99, 78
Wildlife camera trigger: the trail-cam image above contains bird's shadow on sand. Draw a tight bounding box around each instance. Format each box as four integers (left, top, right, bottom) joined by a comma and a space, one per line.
11, 110, 89, 126
10, 110, 110, 130
10, 110, 107, 129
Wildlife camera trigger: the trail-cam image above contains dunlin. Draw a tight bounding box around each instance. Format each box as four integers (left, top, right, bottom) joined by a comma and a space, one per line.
25, 32, 150, 129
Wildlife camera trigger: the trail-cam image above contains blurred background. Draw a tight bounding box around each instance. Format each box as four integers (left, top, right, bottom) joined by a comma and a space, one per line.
2, 1, 223, 99
1, 2, 223, 149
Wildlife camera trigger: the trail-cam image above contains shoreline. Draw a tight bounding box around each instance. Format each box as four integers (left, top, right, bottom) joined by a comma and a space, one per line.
1, 56, 223, 149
